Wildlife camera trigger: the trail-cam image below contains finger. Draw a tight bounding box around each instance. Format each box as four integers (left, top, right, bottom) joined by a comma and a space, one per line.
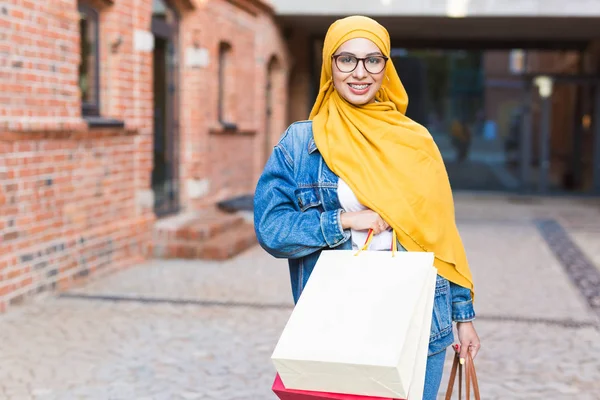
469, 342, 480, 360
377, 216, 389, 230
459, 341, 469, 363
370, 224, 381, 235
379, 220, 389, 233
372, 221, 385, 235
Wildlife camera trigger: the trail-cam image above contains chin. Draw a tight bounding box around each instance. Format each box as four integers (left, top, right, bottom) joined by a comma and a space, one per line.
345, 93, 374, 106
352, 96, 374, 106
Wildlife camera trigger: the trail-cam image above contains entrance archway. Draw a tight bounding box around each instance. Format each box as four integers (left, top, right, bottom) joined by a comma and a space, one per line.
151, 0, 180, 216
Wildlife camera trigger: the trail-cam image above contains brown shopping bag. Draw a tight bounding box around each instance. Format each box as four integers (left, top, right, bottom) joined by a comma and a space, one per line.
444, 349, 480, 400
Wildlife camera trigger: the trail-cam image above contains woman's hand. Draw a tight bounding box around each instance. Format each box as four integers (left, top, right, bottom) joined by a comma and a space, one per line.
456, 321, 481, 363
340, 209, 389, 235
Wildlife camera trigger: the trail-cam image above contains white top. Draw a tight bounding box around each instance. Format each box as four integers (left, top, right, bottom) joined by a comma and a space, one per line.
338, 178, 393, 251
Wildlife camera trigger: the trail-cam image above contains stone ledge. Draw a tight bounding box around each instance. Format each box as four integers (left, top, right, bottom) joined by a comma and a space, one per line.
208, 122, 257, 136
209, 128, 257, 136
83, 116, 125, 129
0, 126, 138, 141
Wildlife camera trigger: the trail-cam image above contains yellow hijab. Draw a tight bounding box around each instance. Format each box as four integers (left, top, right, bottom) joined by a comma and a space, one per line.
309, 16, 474, 296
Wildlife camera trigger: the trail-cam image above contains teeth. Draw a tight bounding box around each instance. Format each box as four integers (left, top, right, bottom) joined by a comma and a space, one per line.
349, 84, 369, 90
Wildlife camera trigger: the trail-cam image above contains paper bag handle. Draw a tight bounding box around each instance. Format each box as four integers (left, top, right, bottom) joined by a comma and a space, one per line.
354, 228, 398, 257
445, 349, 481, 400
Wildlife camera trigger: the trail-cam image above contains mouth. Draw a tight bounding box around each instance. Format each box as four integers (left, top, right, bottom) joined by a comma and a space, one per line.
347, 83, 371, 95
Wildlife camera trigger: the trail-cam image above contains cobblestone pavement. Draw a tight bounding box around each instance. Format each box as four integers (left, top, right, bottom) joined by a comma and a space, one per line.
1, 195, 600, 400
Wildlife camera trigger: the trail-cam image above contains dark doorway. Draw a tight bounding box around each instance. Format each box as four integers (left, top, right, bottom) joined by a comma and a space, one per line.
151, 0, 179, 216
523, 75, 600, 195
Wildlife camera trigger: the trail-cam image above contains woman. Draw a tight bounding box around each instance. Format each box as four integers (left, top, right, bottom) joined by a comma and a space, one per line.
254, 16, 480, 399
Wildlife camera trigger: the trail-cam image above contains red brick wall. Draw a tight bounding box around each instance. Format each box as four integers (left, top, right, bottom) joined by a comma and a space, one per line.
286, 30, 312, 125
0, 133, 152, 311
207, 133, 255, 196
0, 0, 83, 131
254, 11, 290, 175
178, 0, 290, 207
0, 0, 290, 312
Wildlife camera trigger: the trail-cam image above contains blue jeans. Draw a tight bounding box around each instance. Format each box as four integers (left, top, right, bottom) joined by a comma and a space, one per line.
423, 349, 447, 400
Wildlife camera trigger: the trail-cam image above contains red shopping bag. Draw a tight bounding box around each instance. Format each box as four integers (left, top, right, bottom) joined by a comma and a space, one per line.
272, 374, 403, 400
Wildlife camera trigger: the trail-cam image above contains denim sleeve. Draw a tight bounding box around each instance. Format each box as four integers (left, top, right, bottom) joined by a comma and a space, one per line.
450, 282, 476, 322
254, 144, 350, 259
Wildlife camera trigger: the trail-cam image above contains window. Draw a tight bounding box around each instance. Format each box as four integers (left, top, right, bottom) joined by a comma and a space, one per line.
153, 0, 177, 24
78, 3, 100, 116
218, 42, 236, 129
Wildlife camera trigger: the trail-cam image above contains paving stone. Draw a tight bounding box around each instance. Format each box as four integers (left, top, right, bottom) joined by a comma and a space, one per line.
1, 197, 600, 398
570, 230, 600, 272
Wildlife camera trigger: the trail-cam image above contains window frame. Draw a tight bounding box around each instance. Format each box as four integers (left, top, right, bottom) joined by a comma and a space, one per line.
78, 3, 101, 117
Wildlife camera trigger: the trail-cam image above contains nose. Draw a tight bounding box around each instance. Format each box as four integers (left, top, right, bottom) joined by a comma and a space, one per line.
352, 60, 368, 79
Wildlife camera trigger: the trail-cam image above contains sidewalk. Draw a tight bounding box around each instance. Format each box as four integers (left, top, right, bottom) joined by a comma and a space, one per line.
1, 195, 599, 399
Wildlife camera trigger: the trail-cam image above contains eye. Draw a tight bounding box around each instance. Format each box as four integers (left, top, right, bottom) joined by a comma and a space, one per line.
339, 55, 356, 64
366, 57, 383, 65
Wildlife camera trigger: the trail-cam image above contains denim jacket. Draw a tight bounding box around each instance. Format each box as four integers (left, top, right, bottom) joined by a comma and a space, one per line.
254, 121, 475, 356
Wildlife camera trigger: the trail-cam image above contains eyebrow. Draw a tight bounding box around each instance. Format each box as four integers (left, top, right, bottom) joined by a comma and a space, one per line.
336, 51, 384, 56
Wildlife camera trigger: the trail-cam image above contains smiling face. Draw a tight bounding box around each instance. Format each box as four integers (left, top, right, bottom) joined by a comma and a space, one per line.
331, 38, 387, 105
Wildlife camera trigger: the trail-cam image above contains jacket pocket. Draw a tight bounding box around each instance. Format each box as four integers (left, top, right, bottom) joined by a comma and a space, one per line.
294, 187, 322, 212
429, 275, 452, 342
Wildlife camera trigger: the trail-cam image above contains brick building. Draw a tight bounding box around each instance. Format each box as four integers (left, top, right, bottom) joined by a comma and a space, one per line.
0, 0, 290, 312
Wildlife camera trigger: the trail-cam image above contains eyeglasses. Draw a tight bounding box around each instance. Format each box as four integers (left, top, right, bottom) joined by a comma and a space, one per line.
332, 54, 389, 74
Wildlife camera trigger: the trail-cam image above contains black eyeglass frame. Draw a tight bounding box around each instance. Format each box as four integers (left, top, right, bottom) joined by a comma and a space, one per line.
331, 54, 389, 74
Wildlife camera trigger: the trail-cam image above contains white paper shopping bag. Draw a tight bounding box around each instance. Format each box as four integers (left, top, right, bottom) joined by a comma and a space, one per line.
271, 250, 437, 399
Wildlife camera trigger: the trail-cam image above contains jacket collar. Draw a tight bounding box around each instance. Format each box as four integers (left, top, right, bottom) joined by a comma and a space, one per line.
308, 136, 319, 154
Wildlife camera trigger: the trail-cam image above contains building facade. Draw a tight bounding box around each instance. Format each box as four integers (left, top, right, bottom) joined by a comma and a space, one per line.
0, 0, 290, 312
3, 0, 600, 313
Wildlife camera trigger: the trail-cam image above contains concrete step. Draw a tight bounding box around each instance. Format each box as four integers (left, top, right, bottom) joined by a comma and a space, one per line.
200, 223, 257, 260
175, 213, 244, 241
151, 209, 257, 260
